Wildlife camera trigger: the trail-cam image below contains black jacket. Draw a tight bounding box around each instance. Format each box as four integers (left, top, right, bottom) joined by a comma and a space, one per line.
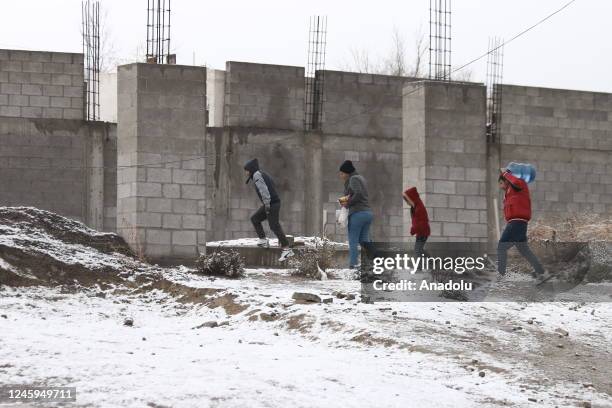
244, 158, 280, 207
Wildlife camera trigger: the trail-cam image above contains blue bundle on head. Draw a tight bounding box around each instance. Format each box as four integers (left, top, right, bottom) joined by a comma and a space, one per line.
507, 162, 536, 184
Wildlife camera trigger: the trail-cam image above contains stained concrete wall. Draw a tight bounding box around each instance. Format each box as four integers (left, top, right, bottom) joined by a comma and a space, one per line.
224, 62, 304, 130
496, 85, 612, 221
321, 71, 416, 138
0, 49, 84, 120
403, 81, 488, 242
321, 134, 404, 242
205, 127, 306, 241
116, 63, 207, 262
0, 117, 116, 230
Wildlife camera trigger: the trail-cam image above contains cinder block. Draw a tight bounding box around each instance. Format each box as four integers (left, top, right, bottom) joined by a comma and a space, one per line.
448, 195, 465, 209
137, 182, 162, 197
0, 94, 7, 105
443, 222, 465, 237
0, 106, 20, 117
465, 168, 487, 181
172, 169, 197, 184
147, 168, 172, 183
434, 208, 457, 222
22, 62, 43, 73
146, 229, 171, 245
172, 199, 198, 214
457, 209, 479, 223
423, 193, 448, 208
50, 96, 71, 108
465, 196, 487, 210
51, 74, 72, 86
28, 95, 50, 107
43, 62, 65, 74
0, 83, 21, 95
63, 108, 82, 119
21, 84, 43, 96
172, 230, 197, 246
466, 224, 488, 238
63, 86, 83, 97
9, 94, 28, 106
147, 198, 172, 212
162, 184, 181, 198
181, 185, 205, 199
163, 213, 182, 229
20, 107, 42, 118
432, 180, 456, 195
28, 73, 52, 85
137, 212, 162, 228
182, 214, 206, 229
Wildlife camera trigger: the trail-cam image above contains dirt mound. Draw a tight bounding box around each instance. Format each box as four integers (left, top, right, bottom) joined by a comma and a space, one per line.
0, 206, 153, 287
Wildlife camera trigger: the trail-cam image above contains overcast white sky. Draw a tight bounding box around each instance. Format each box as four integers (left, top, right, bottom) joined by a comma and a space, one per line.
1, 0, 610, 92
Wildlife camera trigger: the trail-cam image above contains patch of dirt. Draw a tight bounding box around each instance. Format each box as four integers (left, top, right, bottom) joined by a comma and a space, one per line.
286, 313, 316, 334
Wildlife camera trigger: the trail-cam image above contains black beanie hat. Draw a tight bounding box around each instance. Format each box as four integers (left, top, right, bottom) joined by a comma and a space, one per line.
339, 160, 355, 174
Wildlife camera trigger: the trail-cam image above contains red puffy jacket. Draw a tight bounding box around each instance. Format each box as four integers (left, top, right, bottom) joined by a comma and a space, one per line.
501, 171, 531, 222
403, 187, 431, 237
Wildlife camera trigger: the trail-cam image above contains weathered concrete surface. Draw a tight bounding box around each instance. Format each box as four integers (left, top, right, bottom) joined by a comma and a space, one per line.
0, 117, 116, 230
117, 63, 207, 263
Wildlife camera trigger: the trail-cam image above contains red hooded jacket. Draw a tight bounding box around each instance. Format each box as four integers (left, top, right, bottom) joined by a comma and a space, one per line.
403, 187, 431, 237
501, 171, 531, 222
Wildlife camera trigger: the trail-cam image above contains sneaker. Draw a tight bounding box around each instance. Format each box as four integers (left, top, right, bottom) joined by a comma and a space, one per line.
278, 248, 294, 262
257, 238, 269, 248
536, 270, 554, 285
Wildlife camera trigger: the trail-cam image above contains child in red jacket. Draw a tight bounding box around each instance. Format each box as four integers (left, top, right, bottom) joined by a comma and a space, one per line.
403, 187, 431, 257
497, 169, 545, 279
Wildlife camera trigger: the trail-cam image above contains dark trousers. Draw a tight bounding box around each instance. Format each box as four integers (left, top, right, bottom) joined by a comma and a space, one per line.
251, 202, 289, 247
497, 220, 544, 276
414, 236, 429, 257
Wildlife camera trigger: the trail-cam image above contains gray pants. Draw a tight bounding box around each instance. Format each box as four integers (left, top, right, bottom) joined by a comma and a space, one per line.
251, 202, 289, 247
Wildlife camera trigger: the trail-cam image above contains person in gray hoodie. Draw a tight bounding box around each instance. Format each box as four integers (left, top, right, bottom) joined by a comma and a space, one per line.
338, 160, 373, 268
244, 158, 293, 262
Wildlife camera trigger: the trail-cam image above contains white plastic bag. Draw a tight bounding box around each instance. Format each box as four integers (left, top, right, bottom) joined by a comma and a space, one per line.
336, 207, 349, 228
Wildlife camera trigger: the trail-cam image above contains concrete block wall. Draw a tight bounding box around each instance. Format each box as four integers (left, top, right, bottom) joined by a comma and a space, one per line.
224, 62, 304, 130
321, 71, 416, 138
205, 127, 306, 241
117, 63, 207, 262
0, 117, 116, 230
403, 81, 488, 242
0, 49, 84, 120
321, 134, 404, 243
498, 85, 612, 220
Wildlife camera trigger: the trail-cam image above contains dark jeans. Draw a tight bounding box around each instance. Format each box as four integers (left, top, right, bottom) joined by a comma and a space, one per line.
497, 220, 544, 276
414, 236, 428, 257
251, 202, 289, 247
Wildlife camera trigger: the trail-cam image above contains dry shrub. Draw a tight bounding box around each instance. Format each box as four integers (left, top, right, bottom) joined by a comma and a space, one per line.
195, 249, 245, 278
289, 239, 336, 280
529, 213, 612, 242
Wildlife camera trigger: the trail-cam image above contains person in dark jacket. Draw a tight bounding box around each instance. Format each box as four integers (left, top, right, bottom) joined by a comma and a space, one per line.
244, 158, 293, 262
338, 160, 373, 268
403, 187, 430, 258
497, 169, 546, 280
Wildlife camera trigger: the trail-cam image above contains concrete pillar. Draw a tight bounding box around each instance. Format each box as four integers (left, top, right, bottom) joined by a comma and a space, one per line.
304, 131, 323, 236
117, 63, 207, 263
85, 123, 106, 231
402, 80, 488, 242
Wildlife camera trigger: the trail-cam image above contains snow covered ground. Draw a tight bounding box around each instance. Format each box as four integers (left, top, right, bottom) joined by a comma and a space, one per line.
1, 207, 610, 407
1, 268, 611, 408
